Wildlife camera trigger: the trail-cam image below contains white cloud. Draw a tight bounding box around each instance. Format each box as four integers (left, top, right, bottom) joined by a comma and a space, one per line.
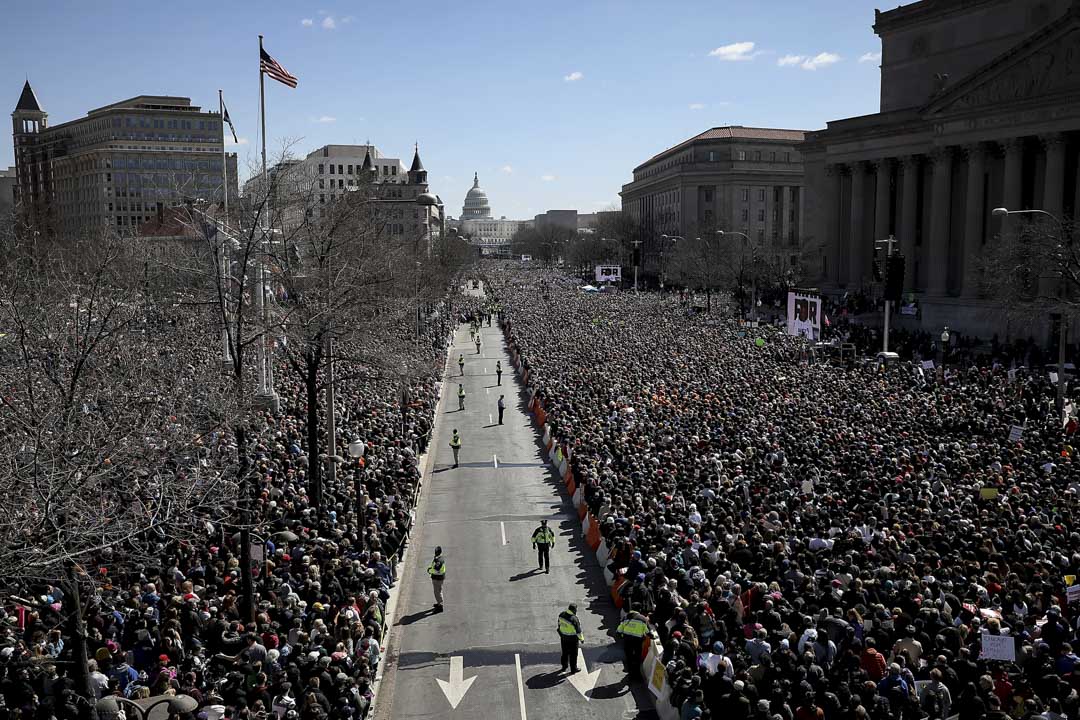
322, 16, 336, 30
541, 174, 556, 182
859, 51, 882, 64
313, 116, 336, 124
564, 71, 584, 82
226, 136, 249, 148
777, 54, 804, 67
800, 52, 841, 70
688, 102, 705, 110
709, 41, 757, 61
301, 18, 313, 26
501, 165, 514, 174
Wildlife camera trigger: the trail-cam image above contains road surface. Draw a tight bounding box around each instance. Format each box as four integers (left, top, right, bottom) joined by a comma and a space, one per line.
375, 282, 657, 720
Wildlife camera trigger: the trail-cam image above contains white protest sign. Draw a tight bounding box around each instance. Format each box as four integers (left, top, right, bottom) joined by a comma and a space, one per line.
1067, 585, 1080, 605
1007, 369, 1017, 383
1050, 372, 1059, 384
980, 632, 1015, 662
1008, 425, 1024, 443
921, 360, 935, 370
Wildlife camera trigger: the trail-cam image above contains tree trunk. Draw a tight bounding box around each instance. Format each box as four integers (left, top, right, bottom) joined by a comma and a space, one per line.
305, 344, 323, 509
707, 287, 712, 313
236, 425, 256, 625
63, 563, 97, 719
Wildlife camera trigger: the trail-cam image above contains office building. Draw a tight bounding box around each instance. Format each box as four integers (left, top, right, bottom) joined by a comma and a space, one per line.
800, 0, 1079, 337
11, 82, 238, 236
621, 126, 807, 268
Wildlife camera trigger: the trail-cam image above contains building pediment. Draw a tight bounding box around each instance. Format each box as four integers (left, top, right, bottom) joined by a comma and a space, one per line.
925, 6, 1080, 116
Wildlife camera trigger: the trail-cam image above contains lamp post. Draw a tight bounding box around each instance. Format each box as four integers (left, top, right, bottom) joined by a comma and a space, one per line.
348, 437, 366, 518
718, 229, 757, 322
659, 234, 683, 297
631, 238, 642, 292
939, 326, 950, 378
992, 206, 1069, 418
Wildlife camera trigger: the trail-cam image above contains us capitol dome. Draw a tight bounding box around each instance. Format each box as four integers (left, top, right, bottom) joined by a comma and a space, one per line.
461, 172, 492, 219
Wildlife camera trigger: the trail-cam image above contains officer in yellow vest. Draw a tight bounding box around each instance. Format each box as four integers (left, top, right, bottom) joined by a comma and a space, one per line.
457, 383, 466, 411
531, 519, 555, 573
449, 429, 462, 468
495, 360, 503, 386
557, 604, 583, 673
458, 354, 465, 376
616, 608, 649, 680
427, 547, 446, 611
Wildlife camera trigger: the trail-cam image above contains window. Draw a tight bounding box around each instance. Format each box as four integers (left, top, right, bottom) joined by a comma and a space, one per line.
392, 166, 397, 175
319, 194, 325, 204
785, 152, 792, 163
758, 209, 765, 222
319, 179, 324, 189
708, 151, 718, 162
319, 164, 324, 174
741, 208, 748, 221
757, 229, 765, 243
338, 179, 344, 189
348, 164, 353, 175
753, 150, 762, 161
338, 164, 343, 174
758, 189, 766, 202
741, 188, 749, 202
737, 150, 746, 161
770, 152, 776, 162
329, 164, 334, 174
704, 188, 713, 203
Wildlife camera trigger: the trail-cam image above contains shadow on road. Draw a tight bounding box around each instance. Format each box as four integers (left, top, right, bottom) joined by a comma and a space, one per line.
396, 608, 438, 626
508, 569, 542, 582
525, 670, 564, 690
591, 676, 630, 700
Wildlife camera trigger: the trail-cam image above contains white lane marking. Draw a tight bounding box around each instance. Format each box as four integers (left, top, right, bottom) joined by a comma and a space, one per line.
567, 649, 601, 700
493, 454, 498, 468
515, 653, 528, 720
501, 521, 507, 545
486, 387, 490, 395
489, 413, 493, 425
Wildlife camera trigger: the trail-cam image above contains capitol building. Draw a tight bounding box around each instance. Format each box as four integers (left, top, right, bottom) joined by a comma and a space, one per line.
453, 172, 529, 257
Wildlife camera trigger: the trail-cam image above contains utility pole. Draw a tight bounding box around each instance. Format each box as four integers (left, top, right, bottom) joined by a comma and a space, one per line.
875, 234, 897, 354
631, 238, 641, 293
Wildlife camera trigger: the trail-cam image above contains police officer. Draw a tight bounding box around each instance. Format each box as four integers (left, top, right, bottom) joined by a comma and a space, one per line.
428, 547, 447, 611
457, 383, 466, 411
495, 360, 502, 386
531, 519, 554, 573
557, 604, 583, 673
458, 354, 465, 376
497, 394, 506, 425
616, 607, 649, 679
475, 336, 482, 354
449, 429, 462, 468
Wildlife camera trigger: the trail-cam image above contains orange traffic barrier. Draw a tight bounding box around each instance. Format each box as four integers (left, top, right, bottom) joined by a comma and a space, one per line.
585, 514, 601, 551
567, 477, 576, 495
577, 500, 587, 520
611, 575, 626, 608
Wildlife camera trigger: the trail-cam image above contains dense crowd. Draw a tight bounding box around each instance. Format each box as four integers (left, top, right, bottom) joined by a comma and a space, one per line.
0, 294, 485, 720
495, 270, 1080, 720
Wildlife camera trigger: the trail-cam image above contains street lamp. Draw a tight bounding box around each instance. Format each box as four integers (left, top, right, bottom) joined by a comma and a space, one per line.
993, 206, 1069, 418
659, 234, 683, 294
348, 438, 366, 519
939, 326, 950, 377
718, 229, 758, 322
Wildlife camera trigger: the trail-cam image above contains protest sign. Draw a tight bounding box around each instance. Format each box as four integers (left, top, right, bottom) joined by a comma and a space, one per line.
980, 633, 1015, 662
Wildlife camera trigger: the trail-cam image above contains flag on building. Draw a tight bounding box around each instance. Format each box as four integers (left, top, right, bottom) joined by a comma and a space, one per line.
260, 47, 298, 88
221, 96, 238, 143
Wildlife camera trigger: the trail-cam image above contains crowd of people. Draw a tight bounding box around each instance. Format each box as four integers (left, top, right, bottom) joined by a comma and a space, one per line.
495, 269, 1080, 720
0, 292, 488, 720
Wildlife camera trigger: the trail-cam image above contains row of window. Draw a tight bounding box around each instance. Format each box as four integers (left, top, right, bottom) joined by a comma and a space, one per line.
318, 163, 398, 177
731, 150, 792, 163
116, 116, 217, 132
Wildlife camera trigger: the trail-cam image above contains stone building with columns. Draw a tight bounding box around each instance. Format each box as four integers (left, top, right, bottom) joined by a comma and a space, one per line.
801, 0, 1079, 338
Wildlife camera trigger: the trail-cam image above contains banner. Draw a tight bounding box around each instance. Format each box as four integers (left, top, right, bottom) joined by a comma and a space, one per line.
595, 265, 622, 283
786, 291, 821, 341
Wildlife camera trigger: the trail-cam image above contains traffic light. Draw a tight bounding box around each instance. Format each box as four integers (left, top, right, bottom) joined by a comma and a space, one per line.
872, 248, 883, 281
884, 254, 905, 303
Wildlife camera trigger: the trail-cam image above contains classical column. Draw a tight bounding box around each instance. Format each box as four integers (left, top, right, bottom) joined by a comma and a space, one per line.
824, 165, 842, 285
926, 147, 953, 296
899, 156, 919, 292
1001, 138, 1023, 212
1042, 133, 1066, 219
961, 143, 986, 299
850, 162, 867, 288
780, 186, 792, 250
873, 159, 892, 244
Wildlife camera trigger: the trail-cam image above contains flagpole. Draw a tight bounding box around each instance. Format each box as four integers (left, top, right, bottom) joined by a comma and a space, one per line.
219, 89, 232, 367
256, 34, 271, 402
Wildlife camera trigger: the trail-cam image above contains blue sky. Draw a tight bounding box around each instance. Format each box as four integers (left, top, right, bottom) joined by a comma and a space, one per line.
4, 0, 889, 220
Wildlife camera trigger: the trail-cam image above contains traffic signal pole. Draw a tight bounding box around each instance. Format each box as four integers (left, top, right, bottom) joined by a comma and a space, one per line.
876, 235, 897, 355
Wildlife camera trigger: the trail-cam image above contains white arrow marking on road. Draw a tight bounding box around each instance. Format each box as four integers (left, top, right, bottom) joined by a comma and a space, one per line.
489, 413, 493, 424
566, 649, 601, 700
435, 656, 477, 709
501, 521, 508, 545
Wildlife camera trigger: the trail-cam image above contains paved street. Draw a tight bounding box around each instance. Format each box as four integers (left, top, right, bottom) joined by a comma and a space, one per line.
375, 283, 657, 720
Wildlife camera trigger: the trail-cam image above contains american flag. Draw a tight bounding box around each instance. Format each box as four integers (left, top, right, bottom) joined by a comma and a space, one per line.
260, 47, 298, 88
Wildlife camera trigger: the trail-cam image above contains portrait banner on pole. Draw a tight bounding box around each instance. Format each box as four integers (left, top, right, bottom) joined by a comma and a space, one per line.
786, 291, 821, 341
